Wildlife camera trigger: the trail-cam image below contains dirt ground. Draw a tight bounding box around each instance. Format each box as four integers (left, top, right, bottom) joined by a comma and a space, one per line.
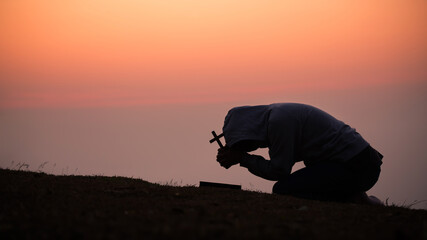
1, 169, 426, 239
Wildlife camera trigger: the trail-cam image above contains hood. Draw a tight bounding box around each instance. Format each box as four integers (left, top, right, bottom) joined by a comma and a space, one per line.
222, 105, 271, 148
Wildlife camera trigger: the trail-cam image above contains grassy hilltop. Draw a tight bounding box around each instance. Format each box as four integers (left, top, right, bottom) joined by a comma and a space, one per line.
0, 169, 426, 239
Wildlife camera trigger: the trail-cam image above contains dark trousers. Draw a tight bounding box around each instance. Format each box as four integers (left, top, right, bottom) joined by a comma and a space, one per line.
272, 146, 383, 202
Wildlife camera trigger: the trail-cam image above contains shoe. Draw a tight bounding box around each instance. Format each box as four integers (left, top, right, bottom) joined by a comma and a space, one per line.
367, 195, 384, 206
348, 192, 384, 206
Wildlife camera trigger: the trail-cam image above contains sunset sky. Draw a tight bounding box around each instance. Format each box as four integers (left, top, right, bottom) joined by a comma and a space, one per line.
1, 0, 426, 108
1, 0, 426, 208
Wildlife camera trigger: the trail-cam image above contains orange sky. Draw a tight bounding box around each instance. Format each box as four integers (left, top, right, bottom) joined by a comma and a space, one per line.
1, 0, 426, 108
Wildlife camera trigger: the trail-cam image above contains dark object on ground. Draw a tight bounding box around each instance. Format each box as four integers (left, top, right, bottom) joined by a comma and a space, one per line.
0, 169, 426, 240
199, 181, 241, 190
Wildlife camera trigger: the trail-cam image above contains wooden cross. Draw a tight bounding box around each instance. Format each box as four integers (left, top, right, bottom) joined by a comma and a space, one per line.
209, 131, 224, 148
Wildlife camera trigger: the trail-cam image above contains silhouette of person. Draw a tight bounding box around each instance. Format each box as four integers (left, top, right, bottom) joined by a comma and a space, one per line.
216, 103, 383, 205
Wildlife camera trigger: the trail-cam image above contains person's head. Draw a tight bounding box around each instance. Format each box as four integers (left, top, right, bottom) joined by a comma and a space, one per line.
231, 140, 266, 152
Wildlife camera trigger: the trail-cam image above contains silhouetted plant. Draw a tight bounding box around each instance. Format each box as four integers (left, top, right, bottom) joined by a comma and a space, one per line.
385, 197, 427, 209
17, 162, 29, 171
37, 161, 49, 172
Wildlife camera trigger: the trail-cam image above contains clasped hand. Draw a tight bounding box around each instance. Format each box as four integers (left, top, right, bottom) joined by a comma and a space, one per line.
216, 147, 245, 169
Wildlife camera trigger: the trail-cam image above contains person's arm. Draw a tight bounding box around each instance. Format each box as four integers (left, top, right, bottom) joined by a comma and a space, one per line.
216, 147, 288, 181
240, 111, 299, 181
239, 154, 286, 181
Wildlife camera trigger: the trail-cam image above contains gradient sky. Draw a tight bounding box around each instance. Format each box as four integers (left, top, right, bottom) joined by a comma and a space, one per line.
1, 0, 426, 107
1, 0, 427, 208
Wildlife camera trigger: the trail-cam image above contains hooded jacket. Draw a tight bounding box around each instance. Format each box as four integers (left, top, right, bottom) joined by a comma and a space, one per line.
222, 103, 369, 181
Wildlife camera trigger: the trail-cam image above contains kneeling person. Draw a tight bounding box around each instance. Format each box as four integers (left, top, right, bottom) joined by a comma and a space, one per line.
216, 103, 383, 205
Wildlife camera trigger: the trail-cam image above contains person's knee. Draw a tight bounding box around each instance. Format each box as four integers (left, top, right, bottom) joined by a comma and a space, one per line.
272, 182, 281, 194
272, 181, 291, 194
